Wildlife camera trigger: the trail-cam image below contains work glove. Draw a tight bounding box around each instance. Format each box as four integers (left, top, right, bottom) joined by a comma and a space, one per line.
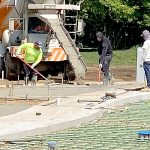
15, 54, 21, 58
99, 64, 102, 68
30, 64, 35, 69
140, 62, 143, 67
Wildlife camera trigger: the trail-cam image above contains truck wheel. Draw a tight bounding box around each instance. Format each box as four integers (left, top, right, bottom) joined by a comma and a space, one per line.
5, 51, 17, 80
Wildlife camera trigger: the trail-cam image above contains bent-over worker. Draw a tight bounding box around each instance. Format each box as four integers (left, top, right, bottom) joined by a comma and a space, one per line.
16, 41, 43, 85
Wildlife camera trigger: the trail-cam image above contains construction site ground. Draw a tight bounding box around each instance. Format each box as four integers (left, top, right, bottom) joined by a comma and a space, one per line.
85, 66, 136, 81
0, 65, 149, 145
0, 66, 136, 106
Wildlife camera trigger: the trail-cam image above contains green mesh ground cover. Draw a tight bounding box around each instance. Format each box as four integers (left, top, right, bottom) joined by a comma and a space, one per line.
1, 100, 150, 150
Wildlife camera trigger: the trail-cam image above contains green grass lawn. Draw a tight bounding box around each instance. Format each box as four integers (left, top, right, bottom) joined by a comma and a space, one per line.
80, 46, 137, 67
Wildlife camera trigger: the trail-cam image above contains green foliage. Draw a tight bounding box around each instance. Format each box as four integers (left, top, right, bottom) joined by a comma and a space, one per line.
78, 0, 150, 49
141, 14, 150, 26
80, 0, 138, 23
99, 0, 138, 22
128, 1, 150, 27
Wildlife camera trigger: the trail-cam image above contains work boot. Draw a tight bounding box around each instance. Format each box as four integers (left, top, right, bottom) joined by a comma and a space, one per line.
31, 75, 37, 86
109, 73, 116, 85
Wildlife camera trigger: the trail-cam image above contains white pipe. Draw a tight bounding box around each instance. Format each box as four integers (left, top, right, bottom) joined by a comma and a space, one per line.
2, 70, 4, 80
18, 75, 19, 81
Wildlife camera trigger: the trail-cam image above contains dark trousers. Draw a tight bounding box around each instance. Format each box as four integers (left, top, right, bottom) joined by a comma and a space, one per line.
101, 55, 112, 77
23, 64, 37, 77
100, 55, 112, 84
143, 62, 150, 87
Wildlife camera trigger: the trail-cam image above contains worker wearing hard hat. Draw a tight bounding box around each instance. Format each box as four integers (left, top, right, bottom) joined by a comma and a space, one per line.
16, 41, 43, 85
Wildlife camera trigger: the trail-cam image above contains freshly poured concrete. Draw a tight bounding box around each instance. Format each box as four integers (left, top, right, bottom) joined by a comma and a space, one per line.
0, 81, 149, 141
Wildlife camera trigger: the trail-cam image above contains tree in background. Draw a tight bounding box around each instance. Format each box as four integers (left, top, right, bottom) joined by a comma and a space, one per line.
77, 0, 150, 49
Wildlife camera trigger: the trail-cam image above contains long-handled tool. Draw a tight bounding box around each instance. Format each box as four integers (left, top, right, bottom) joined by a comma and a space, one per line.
17, 56, 48, 80
98, 66, 101, 83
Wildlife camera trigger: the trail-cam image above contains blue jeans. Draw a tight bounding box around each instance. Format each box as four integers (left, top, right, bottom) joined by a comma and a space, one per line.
143, 62, 150, 87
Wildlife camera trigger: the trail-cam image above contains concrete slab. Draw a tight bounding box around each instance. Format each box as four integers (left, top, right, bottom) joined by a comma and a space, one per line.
0, 105, 30, 117
0, 81, 149, 141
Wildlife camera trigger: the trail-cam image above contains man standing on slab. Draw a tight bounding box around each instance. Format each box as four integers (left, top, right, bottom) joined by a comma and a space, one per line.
96, 31, 115, 85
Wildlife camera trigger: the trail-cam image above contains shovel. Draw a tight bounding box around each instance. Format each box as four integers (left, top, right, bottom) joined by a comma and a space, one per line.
98, 65, 102, 84
16, 56, 48, 80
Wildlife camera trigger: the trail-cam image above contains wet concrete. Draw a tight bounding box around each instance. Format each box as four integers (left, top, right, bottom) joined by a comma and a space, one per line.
0, 81, 148, 141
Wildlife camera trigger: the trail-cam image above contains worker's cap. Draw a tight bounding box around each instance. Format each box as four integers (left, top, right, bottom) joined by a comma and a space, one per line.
34, 41, 42, 48
141, 30, 150, 37
141, 30, 150, 40
96, 31, 103, 39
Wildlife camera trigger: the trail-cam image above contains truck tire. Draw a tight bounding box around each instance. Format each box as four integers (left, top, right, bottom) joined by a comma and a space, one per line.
5, 51, 19, 80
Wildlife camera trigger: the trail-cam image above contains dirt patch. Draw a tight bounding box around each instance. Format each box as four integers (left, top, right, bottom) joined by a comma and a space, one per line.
85, 66, 136, 82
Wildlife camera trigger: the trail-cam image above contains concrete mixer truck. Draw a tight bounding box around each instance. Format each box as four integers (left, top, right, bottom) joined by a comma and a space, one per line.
0, 0, 87, 83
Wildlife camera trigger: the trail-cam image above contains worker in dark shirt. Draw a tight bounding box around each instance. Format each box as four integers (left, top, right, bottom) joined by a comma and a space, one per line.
96, 31, 115, 85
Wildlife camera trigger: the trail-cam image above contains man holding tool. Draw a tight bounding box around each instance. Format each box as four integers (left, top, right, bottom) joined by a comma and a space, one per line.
16, 41, 43, 85
96, 31, 115, 85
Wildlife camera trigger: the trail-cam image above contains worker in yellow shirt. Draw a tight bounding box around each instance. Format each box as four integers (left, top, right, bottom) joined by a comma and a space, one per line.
16, 41, 43, 85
